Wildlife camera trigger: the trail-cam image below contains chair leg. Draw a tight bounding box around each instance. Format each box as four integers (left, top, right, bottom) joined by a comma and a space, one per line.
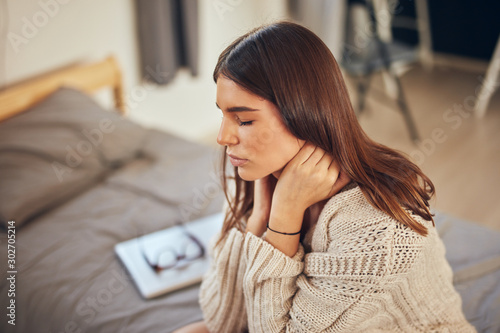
392, 73, 420, 143
475, 36, 500, 118
366, 0, 420, 143
357, 73, 373, 114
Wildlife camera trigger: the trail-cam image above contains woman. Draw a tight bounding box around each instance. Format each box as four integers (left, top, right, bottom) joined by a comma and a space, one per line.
176, 21, 474, 332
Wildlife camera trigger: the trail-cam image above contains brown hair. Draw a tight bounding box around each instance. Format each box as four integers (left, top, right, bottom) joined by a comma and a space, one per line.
214, 21, 434, 241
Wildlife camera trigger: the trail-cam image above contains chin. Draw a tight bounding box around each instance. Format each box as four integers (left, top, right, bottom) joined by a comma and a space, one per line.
237, 166, 283, 182
237, 168, 260, 181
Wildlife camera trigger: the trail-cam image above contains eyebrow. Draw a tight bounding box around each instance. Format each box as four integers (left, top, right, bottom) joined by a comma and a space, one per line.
215, 103, 260, 112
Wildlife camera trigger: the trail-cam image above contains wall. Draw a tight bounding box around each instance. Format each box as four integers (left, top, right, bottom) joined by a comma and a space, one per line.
1, 0, 287, 144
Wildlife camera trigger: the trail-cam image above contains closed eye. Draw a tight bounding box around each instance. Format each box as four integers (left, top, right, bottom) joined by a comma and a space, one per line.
238, 120, 253, 126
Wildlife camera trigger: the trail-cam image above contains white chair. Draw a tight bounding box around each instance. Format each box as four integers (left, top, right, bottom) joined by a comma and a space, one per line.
341, 0, 432, 143
475, 36, 500, 118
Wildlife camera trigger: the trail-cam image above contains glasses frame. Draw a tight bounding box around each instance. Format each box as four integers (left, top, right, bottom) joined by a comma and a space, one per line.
138, 226, 205, 273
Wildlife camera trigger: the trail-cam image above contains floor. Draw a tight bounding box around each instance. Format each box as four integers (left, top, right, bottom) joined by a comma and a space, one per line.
346, 63, 500, 231
201, 62, 500, 232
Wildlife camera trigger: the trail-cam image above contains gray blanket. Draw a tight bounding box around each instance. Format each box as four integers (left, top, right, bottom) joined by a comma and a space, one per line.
0, 128, 224, 333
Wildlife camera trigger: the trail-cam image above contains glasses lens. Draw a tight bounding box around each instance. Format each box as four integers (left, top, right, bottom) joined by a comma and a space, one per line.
157, 250, 177, 269
184, 239, 203, 260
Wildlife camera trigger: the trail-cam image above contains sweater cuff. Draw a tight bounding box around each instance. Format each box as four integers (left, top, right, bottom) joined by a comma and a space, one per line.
243, 231, 304, 282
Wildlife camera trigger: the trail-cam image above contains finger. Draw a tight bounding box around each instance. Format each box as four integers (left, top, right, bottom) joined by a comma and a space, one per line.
325, 160, 341, 187
317, 151, 334, 169
289, 142, 316, 166
327, 159, 341, 173
301, 145, 327, 166
311, 147, 329, 166
329, 170, 352, 196
337, 171, 351, 187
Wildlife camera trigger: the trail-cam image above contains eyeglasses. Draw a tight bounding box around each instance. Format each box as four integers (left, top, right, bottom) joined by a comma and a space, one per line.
138, 227, 205, 273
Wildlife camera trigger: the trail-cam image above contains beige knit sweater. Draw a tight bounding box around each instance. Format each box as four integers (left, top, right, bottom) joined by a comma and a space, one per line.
199, 183, 475, 332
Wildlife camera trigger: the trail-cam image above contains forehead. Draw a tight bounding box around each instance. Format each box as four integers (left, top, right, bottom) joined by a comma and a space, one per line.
215, 77, 287, 132
216, 77, 266, 108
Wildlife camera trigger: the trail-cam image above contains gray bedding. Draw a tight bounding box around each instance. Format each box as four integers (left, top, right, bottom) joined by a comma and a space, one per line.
0, 88, 499, 333
0, 126, 224, 333
0, 88, 224, 332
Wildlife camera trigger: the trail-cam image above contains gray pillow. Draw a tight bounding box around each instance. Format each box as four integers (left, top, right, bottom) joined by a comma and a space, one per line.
0, 87, 148, 228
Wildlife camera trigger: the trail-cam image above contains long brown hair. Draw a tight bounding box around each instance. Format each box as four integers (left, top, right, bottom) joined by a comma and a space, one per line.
215, 21, 435, 241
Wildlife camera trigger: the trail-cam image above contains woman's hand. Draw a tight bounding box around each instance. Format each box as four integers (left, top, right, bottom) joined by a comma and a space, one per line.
245, 174, 277, 237
263, 142, 350, 257
270, 143, 350, 233
245, 142, 351, 257
246, 142, 351, 245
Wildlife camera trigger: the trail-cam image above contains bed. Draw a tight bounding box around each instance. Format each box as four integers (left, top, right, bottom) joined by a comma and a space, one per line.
0, 56, 223, 332
0, 56, 499, 333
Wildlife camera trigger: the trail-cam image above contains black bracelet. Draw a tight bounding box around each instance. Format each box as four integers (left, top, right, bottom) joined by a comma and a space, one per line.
266, 223, 301, 235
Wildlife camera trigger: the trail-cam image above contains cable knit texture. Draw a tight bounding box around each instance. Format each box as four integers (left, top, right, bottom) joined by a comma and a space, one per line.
199, 183, 475, 332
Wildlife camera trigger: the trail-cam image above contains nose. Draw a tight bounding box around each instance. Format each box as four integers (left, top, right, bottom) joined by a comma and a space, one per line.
217, 117, 238, 146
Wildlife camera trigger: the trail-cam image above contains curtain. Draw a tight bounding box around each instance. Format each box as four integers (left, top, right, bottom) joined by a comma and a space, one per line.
288, 0, 346, 60
135, 0, 199, 85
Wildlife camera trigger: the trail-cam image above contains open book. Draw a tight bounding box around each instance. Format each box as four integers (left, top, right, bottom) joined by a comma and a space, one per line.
115, 212, 224, 299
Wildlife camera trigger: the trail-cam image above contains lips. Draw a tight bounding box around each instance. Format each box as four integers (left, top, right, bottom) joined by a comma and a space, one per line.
227, 153, 249, 167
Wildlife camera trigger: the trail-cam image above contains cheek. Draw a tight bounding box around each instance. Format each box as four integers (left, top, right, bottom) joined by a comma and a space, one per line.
239, 127, 276, 157
245, 126, 300, 166
272, 136, 301, 165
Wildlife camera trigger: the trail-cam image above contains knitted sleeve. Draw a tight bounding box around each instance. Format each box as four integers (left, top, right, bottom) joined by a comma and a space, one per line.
199, 228, 248, 333
242, 227, 392, 332
242, 222, 476, 332
238, 183, 475, 332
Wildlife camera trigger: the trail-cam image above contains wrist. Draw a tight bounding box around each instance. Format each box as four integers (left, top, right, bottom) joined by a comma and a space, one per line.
266, 222, 301, 235
265, 205, 305, 257
268, 203, 305, 233
246, 213, 267, 237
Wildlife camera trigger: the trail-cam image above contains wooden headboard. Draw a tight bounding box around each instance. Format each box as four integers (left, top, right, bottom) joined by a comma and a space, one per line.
0, 56, 125, 122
